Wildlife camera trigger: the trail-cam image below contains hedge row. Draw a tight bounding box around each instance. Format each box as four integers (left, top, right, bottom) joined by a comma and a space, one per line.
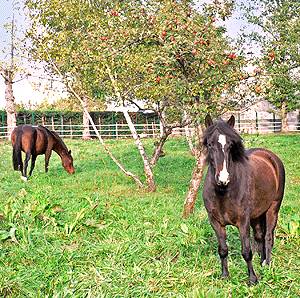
0, 110, 159, 127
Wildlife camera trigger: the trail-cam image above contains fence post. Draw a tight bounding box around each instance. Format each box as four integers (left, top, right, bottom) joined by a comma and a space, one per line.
116, 122, 118, 139
31, 111, 35, 125
98, 117, 101, 138
238, 113, 241, 132
111, 113, 115, 138
273, 113, 276, 133
152, 122, 155, 138
70, 118, 73, 138
1, 111, 4, 134
60, 114, 64, 136
51, 115, 55, 131
255, 111, 259, 133
42, 115, 45, 126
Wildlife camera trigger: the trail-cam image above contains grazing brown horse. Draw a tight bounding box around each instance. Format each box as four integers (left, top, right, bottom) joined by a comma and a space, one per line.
202, 115, 285, 284
11, 125, 75, 180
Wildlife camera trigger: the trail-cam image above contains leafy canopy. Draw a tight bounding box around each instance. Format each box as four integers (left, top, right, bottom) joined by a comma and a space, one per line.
25, 0, 246, 120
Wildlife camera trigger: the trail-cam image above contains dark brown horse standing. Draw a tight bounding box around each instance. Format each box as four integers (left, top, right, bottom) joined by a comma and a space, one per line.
11, 125, 75, 180
202, 115, 285, 284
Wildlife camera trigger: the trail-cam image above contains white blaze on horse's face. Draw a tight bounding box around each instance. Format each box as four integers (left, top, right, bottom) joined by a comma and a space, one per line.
218, 134, 230, 185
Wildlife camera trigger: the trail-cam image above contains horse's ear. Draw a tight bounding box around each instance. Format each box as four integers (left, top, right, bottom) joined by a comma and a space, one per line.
205, 114, 213, 128
227, 115, 235, 128
68, 150, 72, 155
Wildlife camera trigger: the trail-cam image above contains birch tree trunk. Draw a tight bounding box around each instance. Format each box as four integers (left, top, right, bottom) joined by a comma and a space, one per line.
182, 124, 206, 218
122, 108, 156, 192
4, 70, 17, 139
106, 64, 156, 191
82, 96, 91, 140
183, 111, 195, 156
43, 47, 145, 188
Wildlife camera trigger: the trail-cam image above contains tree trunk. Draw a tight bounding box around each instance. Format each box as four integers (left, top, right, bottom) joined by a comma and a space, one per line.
182, 124, 206, 218
281, 102, 289, 132
82, 96, 91, 140
105, 64, 156, 191
183, 111, 195, 156
4, 70, 17, 139
45, 50, 144, 188
67, 89, 144, 188
182, 150, 206, 218
122, 108, 156, 192
150, 127, 172, 166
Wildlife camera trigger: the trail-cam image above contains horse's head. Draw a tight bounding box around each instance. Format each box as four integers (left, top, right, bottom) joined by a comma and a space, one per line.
62, 150, 75, 174
203, 114, 245, 187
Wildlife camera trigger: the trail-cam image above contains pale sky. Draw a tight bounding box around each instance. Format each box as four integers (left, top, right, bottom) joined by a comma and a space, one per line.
0, 0, 247, 109
0, 0, 42, 108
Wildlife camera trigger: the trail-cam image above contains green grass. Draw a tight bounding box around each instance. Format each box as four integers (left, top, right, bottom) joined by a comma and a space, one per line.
0, 134, 299, 297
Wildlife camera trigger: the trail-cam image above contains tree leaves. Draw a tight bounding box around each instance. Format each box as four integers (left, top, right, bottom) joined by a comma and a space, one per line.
244, 0, 300, 113
25, 0, 245, 122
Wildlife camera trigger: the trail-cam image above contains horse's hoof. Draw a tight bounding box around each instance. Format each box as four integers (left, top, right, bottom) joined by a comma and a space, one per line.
248, 277, 259, 286
21, 176, 28, 182
261, 260, 270, 266
221, 274, 229, 280
221, 272, 229, 279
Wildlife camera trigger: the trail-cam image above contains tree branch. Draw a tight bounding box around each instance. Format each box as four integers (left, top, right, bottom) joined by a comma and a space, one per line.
42, 47, 144, 188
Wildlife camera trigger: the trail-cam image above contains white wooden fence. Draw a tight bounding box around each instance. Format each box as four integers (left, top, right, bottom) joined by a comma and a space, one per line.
0, 123, 161, 139
0, 120, 299, 139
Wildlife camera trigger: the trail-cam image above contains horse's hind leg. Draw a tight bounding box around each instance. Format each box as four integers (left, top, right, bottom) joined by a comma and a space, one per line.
18, 158, 24, 174
239, 219, 258, 284
29, 154, 37, 176
264, 201, 282, 265
22, 152, 31, 180
251, 215, 266, 265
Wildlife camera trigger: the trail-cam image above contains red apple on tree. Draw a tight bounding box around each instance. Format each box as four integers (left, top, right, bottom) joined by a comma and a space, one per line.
161, 30, 167, 39
110, 10, 119, 17
228, 53, 237, 59
255, 85, 262, 94
268, 51, 275, 61
207, 59, 216, 67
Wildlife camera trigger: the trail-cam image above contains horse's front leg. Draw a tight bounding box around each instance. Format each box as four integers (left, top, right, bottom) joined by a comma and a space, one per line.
209, 217, 229, 278
45, 149, 52, 173
239, 219, 258, 285
29, 154, 37, 176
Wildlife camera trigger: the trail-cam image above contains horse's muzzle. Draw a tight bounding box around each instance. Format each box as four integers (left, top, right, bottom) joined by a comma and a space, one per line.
217, 180, 230, 187
68, 168, 75, 174
216, 175, 230, 187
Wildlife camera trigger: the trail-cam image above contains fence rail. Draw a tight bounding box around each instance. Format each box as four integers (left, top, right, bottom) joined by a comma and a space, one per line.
0, 120, 299, 139
0, 123, 161, 139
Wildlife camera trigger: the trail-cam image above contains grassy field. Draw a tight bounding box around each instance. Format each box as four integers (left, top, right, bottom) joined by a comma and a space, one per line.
0, 134, 299, 297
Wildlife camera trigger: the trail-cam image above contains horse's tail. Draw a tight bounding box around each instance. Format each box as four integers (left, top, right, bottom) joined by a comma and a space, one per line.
12, 130, 22, 171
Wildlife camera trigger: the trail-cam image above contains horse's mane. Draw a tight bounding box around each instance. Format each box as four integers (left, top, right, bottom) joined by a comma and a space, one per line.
38, 125, 69, 153
203, 120, 247, 162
